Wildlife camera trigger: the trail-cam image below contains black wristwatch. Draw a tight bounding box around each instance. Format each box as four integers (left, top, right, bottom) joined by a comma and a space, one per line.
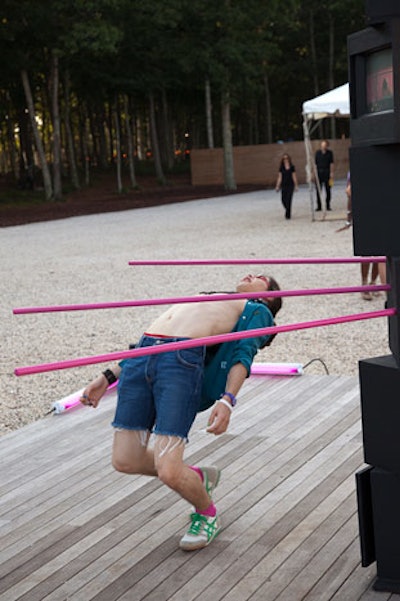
102, 369, 117, 385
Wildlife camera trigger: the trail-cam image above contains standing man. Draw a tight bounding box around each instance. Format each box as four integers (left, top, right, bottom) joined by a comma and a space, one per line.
315, 139, 334, 211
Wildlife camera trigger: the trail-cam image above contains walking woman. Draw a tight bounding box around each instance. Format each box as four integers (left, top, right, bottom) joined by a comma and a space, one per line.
275, 153, 298, 219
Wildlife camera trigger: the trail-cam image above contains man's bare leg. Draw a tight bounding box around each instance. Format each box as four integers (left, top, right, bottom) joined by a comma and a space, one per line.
153, 435, 210, 511
112, 429, 157, 476
112, 431, 220, 549
153, 434, 221, 550
112, 431, 212, 509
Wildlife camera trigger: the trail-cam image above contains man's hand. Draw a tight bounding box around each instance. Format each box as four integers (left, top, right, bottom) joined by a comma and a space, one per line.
80, 374, 109, 408
206, 401, 232, 435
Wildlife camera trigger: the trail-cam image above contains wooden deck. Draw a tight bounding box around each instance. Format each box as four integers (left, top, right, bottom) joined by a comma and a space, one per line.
0, 374, 399, 601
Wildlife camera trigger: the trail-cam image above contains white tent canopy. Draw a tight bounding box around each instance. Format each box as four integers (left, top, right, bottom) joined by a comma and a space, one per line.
302, 83, 350, 120
302, 83, 350, 219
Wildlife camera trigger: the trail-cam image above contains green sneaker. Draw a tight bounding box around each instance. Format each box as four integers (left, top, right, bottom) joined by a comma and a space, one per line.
199, 466, 221, 498
179, 512, 221, 551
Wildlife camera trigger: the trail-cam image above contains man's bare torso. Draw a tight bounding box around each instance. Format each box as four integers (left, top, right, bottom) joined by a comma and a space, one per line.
147, 298, 247, 339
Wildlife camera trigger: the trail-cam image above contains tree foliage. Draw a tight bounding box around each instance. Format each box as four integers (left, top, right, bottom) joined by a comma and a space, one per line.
0, 0, 366, 195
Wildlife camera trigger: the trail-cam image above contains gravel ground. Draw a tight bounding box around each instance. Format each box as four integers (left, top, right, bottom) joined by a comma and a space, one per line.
1, 181, 389, 435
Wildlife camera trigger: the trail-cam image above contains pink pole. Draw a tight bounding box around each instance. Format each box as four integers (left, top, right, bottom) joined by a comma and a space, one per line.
52, 381, 117, 413
13, 284, 390, 315
250, 362, 303, 376
129, 256, 386, 266
14, 307, 395, 376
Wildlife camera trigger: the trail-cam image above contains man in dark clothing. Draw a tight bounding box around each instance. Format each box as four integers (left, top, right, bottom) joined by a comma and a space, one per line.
315, 139, 334, 211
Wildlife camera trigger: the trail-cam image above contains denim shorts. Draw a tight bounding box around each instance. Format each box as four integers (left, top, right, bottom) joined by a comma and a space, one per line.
112, 335, 206, 440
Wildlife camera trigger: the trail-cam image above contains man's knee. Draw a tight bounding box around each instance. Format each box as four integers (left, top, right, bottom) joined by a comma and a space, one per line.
154, 435, 185, 490
112, 456, 138, 474
157, 458, 187, 490
112, 429, 149, 474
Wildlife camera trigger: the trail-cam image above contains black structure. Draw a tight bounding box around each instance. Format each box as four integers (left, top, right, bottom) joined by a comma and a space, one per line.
349, 1, 400, 593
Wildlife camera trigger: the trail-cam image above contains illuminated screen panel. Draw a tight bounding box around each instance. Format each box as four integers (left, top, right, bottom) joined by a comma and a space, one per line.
366, 47, 394, 113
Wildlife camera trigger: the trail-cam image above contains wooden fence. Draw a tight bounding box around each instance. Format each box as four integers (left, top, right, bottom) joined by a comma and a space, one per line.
190, 139, 351, 187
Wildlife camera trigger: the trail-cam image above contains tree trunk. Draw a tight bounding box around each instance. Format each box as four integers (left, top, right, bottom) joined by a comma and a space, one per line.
96, 108, 108, 169
161, 89, 174, 170
18, 108, 35, 175
136, 114, 145, 160
51, 52, 62, 200
113, 99, 123, 193
107, 103, 114, 164
328, 12, 336, 139
205, 77, 214, 149
21, 69, 53, 200
63, 71, 80, 190
309, 9, 319, 97
124, 96, 138, 188
81, 107, 90, 186
252, 102, 259, 145
308, 9, 323, 137
39, 79, 51, 159
263, 73, 273, 144
221, 91, 236, 191
5, 114, 18, 181
149, 92, 166, 185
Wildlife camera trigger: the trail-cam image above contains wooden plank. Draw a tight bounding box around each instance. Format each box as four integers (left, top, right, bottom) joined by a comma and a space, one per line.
311, 544, 400, 601
0, 403, 232, 554
1, 434, 260, 600
59, 400, 362, 594
11, 441, 262, 599
1, 374, 340, 535
114, 458, 363, 601
0, 401, 115, 490
115, 378, 362, 598
359, 588, 399, 601
1, 428, 235, 566
148, 452, 362, 601
256, 516, 360, 601
1, 374, 383, 601
0, 395, 113, 459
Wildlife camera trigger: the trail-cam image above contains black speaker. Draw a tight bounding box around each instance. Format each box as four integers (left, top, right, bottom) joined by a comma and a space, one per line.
350, 146, 400, 256
359, 355, 400, 470
370, 467, 400, 591
366, 0, 400, 25
387, 257, 400, 361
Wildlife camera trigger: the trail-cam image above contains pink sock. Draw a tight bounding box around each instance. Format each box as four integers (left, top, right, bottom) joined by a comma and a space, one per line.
189, 465, 203, 482
190, 467, 216, 516
197, 502, 217, 517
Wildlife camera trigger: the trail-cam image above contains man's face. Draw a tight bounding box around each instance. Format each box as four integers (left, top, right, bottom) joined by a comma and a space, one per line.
236, 274, 269, 293
321, 141, 328, 152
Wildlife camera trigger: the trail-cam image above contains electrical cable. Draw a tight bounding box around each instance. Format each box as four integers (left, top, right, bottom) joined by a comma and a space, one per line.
302, 358, 330, 375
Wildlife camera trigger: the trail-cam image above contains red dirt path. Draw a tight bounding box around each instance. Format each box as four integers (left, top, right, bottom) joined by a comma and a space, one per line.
0, 172, 264, 227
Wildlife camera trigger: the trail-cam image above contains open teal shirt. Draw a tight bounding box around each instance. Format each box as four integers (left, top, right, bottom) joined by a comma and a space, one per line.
199, 300, 274, 411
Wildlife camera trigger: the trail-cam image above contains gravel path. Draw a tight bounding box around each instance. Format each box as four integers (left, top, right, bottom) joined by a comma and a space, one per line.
1, 181, 389, 435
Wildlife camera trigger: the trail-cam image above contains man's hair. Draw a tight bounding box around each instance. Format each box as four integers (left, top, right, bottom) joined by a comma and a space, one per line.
262, 275, 282, 317
200, 275, 282, 317
201, 275, 282, 353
